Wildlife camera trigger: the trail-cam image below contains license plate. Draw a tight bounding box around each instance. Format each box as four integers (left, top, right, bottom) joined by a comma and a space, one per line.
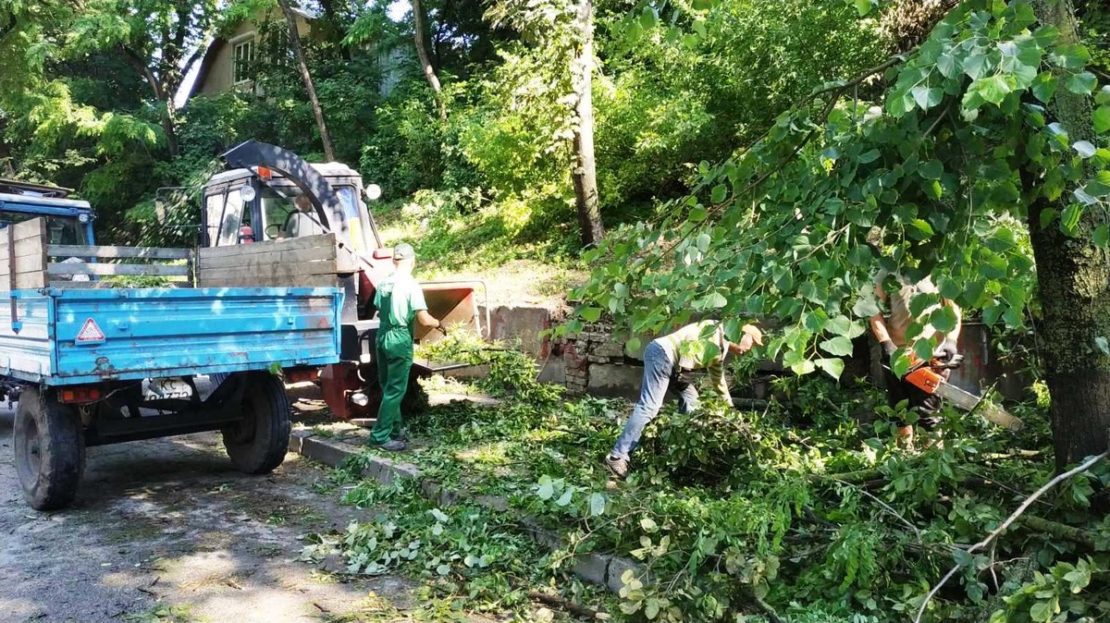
142, 377, 194, 401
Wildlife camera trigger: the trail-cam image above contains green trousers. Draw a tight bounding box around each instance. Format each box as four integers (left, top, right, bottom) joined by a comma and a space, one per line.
371, 328, 414, 444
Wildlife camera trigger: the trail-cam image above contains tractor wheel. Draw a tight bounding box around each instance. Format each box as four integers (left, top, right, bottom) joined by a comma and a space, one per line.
223, 373, 291, 474
14, 387, 85, 511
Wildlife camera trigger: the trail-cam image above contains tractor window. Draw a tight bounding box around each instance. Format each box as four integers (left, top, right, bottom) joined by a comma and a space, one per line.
214, 189, 245, 246
0, 213, 88, 245
259, 188, 299, 240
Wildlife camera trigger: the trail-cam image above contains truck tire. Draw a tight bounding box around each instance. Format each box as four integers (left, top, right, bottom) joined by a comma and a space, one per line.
14, 388, 85, 511
223, 372, 291, 474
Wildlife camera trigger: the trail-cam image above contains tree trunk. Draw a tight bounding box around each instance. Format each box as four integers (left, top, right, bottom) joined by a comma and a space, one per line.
1028, 0, 1110, 471
571, 0, 603, 247
411, 0, 446, 120
278, 0, 336, 161
120, 46, 179, 157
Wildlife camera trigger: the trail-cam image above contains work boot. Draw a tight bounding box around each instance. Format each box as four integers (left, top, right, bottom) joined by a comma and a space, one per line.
374, 439, 407, 452
604, 454, 629, 480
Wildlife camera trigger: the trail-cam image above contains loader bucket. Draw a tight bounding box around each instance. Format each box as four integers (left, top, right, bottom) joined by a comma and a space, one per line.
416, 280, 487, 342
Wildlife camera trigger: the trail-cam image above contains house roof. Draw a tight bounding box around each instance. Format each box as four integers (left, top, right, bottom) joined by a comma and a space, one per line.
186, 3, 316, 101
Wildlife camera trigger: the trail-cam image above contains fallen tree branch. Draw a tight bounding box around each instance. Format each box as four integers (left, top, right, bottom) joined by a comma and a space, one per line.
1018, 514, 1097, 549
914, 451, 1108, 623
528, 590, 604, 620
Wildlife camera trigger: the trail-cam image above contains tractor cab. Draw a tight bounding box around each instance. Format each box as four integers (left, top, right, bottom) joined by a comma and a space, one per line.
200, 162, 381, 253
0, 179, 96, 246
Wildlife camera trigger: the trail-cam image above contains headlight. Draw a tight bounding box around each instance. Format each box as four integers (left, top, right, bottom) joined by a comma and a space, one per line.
240, 184, 257, 202
77, 213, 90, 223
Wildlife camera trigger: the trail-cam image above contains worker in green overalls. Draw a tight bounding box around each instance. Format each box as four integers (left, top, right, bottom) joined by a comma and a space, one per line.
371, 243, 441, 451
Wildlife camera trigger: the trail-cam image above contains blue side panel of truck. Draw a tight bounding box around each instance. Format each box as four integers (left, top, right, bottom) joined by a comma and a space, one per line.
0, 287, 343, 385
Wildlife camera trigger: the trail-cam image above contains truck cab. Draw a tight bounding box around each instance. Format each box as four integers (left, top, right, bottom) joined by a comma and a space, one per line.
0, 179, 96, 247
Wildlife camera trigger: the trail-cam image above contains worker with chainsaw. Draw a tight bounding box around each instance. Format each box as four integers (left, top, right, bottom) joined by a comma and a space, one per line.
869, 271, 962, 447
604, 320, 763, 479
371, 243, 441, 452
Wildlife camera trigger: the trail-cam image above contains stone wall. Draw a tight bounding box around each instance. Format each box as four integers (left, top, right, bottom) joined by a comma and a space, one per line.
559, 320, 642, 398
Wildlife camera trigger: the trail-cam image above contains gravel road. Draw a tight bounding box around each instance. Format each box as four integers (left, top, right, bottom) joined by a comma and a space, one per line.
0, 399, 420, 623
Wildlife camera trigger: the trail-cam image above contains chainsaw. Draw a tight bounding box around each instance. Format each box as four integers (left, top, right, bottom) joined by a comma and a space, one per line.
895, 353, 1024, 431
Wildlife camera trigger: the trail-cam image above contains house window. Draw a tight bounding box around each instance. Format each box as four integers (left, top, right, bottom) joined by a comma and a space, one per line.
233, 38, 254, 84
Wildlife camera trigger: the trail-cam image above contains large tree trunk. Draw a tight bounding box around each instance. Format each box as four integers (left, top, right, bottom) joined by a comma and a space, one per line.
571, 0, 603, 248
278, 0, 336, 161
1028, 0, 1110, 471
411, 0, 446, 120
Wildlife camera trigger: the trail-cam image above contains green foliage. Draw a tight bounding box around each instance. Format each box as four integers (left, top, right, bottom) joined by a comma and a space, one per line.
568, 0, 1110, 380
337, 364, 1110, 622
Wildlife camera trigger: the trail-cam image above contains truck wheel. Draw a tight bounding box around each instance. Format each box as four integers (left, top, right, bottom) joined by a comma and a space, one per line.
14, 388, 85, 511
223, 373, 291, 474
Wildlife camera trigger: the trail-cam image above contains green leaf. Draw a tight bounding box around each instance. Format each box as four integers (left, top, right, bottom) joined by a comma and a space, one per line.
1094, 106, 1110, 134
555, 488, 573, 506
937, 52, 958, 79
1073, 140, 1097, 158
1066, 71, 1096, 94
1098, 86, 1110, 105
625, 336, 642, 353
640, 517, 658, 533
790, 359, 816, 375
963, 51, 988, 80
919, 159, 944, 180
975, 75, 1012, 105
858, 149, 880, 164
1093, 224, 1109, 247
1061, 204, 1083, 234
819, 336, 854, 356
589, 492, 606, 516
930, 306, 958, 333
537, 476, 554, 501
909, 218, 935, 238
1031, 72, 1057, 103
704, 292, 728, 308
911, 86, 943, 110
853, 0, 872, 17
710, 184, 727, 203
815, 357, 845, 379
580, 307, 602, 323
688, 205, 707, 222
1039, 207, 1058, 229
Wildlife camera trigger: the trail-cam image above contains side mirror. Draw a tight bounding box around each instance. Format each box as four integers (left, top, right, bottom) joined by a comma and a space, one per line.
365, 184, 382, 202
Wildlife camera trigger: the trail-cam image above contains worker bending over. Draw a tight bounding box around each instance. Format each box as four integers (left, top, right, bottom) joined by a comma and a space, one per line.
605, 320, 762, 479
869, 272, 961, 448
371, 243, 441, 451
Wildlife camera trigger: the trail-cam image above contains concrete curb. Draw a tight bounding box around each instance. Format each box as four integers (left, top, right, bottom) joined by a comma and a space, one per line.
289, 429, 643, 594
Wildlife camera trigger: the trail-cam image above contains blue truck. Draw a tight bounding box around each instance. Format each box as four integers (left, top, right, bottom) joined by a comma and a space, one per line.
0, 179, 343, 510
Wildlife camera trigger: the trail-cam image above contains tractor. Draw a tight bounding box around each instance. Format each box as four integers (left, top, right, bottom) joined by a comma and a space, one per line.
198, 141, 483, 420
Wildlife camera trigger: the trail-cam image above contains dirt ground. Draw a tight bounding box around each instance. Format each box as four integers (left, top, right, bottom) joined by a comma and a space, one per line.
0, 397, 422, 623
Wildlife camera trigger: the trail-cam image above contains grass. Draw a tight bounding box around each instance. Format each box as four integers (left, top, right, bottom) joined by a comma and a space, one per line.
374, 196, 585, 308
123, 604, 203, 623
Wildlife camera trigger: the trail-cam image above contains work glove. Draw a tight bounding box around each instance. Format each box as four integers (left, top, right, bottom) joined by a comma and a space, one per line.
933, 338, 958, 362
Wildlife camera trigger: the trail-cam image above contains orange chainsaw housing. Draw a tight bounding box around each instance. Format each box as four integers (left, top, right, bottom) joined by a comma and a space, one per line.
902, 354, 947, 395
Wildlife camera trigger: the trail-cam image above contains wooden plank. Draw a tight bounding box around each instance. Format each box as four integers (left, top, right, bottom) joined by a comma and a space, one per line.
0, 252, 46, 276
47, 245, 193, 260
197, 243, 336, 270
197, 273, 338, 288
0, 271, 46, 290
199, 264, 340, 282
198, 233, 337, 258
47, 262, 191, 277
4, 218, 47, 243
0, 236, 53, 260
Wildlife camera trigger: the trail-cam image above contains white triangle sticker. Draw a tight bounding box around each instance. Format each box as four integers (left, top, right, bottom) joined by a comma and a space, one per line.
76, 318, 105, 344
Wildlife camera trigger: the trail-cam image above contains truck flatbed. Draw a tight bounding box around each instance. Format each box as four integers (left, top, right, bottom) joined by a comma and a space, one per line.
0, 286, 341, 385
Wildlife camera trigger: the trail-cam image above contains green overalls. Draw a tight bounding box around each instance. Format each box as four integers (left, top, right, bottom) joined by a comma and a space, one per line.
371, 275, 427, 444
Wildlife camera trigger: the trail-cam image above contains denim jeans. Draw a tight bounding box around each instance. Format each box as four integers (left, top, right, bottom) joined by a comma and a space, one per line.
610, 340, 699, 459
